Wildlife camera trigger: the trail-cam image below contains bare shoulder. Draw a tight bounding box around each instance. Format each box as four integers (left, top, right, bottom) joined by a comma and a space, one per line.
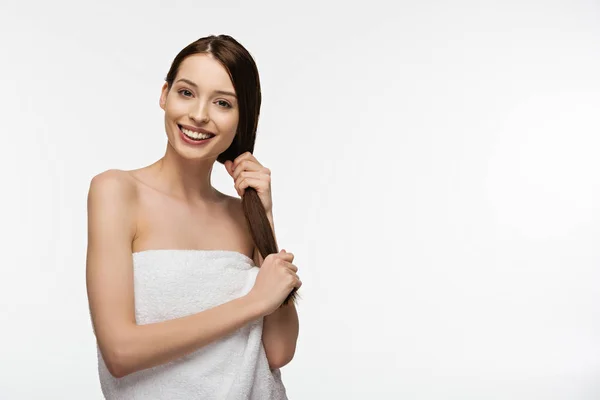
88, 170, 138, 208
88, 169, 137, 197
87, 169, 138, 236
86, 169, 140, 374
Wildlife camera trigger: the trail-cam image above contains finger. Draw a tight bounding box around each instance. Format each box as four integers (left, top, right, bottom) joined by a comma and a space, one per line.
231, 154, 252, 178
232, 152, 261, 172
236, 177, 266, 196
236, 171, 270, 184
224, 160, 234, 176
232, 160, 268, 180
286, 263, 298, 273
286, 269, 299, 282
233, 151, 255, 165
291, 273, 302, 289
232, 159, 259, 179
278, 252, 294, 262
236, 176, 270, 195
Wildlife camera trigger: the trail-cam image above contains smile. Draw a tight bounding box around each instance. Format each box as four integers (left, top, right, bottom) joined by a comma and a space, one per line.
178, 124, 216, 141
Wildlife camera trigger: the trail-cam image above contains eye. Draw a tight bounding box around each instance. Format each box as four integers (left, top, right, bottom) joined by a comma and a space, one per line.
216, 100, 232, 108
178, 89, 193, 97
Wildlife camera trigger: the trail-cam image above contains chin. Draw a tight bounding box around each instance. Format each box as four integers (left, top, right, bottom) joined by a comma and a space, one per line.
170, 135, 227, 161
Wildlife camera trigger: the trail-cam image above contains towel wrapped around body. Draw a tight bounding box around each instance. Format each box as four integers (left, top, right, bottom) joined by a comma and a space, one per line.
97, 249, 288, 400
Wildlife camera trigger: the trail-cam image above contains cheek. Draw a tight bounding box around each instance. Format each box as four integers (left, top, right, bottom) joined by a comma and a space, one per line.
229, 112, 240, 133
166, 101, 187, 116
215, 114, 239, 135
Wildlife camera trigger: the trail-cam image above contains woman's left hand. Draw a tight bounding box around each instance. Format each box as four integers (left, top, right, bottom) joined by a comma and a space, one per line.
225, 152, 273, 214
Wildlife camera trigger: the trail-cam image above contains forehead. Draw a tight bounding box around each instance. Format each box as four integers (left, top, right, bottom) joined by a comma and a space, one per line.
176, 54, 234, 91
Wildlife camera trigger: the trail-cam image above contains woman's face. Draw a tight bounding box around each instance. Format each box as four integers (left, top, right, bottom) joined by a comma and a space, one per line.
160, 53, 239, 161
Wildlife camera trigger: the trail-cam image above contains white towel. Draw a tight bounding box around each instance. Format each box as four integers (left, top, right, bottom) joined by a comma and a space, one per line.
97, 249, 288, 400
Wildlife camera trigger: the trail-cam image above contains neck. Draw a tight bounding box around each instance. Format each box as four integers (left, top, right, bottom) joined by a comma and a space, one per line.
151, 143, 220, 204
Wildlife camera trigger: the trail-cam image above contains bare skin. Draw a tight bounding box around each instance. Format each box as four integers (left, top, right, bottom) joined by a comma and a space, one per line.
128, 162, 254, 257
86, 53, 300, 379
86, 166, 262, 379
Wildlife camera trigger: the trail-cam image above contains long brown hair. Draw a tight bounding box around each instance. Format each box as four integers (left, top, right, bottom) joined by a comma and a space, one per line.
164, 35, 298, 306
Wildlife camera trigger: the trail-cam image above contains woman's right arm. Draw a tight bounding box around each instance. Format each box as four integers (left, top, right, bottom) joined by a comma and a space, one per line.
86, 170, 267, 379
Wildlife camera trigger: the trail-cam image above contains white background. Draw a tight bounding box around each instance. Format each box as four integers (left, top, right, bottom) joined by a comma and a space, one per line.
1, 0, 599, 399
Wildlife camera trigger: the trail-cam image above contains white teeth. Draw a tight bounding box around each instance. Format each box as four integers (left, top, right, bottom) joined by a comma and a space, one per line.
181, 127, 212, 140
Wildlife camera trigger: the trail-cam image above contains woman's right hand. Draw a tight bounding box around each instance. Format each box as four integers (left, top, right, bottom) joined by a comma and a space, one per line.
248, 250, 302, 316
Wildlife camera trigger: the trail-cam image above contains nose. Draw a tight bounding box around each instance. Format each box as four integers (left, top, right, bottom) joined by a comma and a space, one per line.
189, 100, 210, 123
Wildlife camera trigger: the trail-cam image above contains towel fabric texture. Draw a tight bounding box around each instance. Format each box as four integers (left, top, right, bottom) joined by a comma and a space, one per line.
97, 249, 288, 400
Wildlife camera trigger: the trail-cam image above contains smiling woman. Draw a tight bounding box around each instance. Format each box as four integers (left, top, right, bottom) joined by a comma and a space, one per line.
85, 35, 301, 399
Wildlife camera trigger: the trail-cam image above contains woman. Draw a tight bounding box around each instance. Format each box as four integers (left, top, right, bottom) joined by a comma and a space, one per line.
86, 34, 301, 399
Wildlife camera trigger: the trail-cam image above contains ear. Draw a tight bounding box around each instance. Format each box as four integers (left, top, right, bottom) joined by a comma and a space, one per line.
159, 82, 169, 110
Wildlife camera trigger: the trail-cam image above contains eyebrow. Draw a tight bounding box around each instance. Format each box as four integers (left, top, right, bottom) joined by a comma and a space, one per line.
175, 78, 237, 98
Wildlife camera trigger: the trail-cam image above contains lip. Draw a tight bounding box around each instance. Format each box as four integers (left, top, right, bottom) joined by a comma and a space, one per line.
178, 125, 215, 146
178, 124, 215, 136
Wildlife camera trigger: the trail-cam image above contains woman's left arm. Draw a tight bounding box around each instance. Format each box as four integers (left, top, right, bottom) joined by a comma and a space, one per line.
225, 154, 300, 369
255, 212, 300, 370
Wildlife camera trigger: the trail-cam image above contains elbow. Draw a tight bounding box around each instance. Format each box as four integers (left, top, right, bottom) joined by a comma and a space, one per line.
100, 326, 141, 378
268, 347, 296, 370
104, 350, 126, 378
107, 366, 127, 379
102, 342, 133, 379
107, 361, 128, 379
